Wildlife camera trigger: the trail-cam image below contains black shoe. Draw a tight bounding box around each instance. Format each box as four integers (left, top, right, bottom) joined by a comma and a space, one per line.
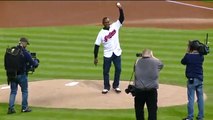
7, 108, 16, 114
21, 107, 32, 113
182, 117, 193, 120
196, 117, 203, 120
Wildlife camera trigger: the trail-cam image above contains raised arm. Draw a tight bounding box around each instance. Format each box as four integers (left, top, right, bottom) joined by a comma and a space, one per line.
116, 2, 124, 24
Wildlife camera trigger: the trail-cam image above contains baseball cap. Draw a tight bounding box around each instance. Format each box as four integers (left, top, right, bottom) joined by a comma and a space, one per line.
20, 37, 30, 45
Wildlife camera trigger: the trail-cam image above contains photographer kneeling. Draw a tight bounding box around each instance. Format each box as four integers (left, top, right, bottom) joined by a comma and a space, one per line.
134, 49, 163, 120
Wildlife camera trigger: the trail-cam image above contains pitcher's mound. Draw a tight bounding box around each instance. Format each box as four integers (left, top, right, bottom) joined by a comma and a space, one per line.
0, 79, 189, 109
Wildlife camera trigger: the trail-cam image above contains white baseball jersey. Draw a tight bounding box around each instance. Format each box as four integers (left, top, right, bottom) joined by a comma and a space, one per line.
95, 20, 122, 58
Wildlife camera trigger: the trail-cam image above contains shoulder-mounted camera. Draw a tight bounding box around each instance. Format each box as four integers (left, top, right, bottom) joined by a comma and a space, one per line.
189, 33, 210, 55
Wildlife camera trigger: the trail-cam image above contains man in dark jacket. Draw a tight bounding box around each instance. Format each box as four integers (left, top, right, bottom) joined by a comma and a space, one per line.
181, 40, 204, 120
7, 37, 39, 114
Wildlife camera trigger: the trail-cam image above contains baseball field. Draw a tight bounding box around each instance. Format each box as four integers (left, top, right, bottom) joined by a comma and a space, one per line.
0, 1, 213, 120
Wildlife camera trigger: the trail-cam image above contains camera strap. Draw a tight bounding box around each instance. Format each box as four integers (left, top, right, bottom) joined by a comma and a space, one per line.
129, 70, 134, 84
128, 58, 140, 84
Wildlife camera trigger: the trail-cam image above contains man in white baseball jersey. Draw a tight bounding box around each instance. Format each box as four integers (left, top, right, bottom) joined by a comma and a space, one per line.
93, 3, 124, 94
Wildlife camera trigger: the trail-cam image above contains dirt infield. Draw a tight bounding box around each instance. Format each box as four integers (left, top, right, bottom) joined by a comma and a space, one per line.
0, 80, 207, 109
0, 79, 191, 109
0, 1, 212, 29
0, 1, 211, 109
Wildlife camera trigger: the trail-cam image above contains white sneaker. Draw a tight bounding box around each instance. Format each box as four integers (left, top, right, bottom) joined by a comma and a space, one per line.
114, 88, 121, 93
102, 89, 109, 94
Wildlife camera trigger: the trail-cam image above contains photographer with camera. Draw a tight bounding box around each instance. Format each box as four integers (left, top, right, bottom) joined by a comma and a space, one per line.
133, 49, 163, 120
181, 40, 205, 120
6, 37, 39, 114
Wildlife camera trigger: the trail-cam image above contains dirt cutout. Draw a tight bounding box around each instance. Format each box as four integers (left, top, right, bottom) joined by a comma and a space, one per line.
0, 1, 212, 29
0, 79, 192, 109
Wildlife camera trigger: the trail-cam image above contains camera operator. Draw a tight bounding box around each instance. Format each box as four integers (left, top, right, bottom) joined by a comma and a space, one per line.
181, 40, 205, 120
134, 49, 163, 120
7, 37, 39, 114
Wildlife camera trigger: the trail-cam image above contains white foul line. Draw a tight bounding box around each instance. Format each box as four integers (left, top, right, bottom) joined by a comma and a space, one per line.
166, 0, 213, 11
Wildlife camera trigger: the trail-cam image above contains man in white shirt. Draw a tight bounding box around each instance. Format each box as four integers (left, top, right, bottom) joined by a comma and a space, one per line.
94, 3, 124, 94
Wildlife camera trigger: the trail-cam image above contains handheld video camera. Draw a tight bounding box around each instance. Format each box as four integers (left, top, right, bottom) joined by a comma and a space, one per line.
31, 52, 36, 58
136, 53, 142, 57
27, 52, 40, 73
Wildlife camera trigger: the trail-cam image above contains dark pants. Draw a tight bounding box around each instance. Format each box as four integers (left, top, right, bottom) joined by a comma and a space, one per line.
134, 89, 158, 120
103, 53, 121, 90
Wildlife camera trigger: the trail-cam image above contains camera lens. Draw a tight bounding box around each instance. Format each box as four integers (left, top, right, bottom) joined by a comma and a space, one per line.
125, 88, 130, 94
136, 53, 142, 57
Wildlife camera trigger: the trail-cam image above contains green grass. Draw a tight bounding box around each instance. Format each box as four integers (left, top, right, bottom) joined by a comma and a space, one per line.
0, 26, 213, 120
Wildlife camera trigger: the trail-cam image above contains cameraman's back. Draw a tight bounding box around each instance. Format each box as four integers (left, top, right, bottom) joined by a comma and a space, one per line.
133, 49, 163, 120
6, 37, 39, 114
17, 38, 38, 74
181, 40, 204, 81
134, 49, 164, 90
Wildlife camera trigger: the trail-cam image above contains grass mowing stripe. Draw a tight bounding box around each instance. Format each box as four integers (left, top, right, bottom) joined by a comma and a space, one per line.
31, 43, 94, 51
122, 43, 185, 49
0, 33, 96, 41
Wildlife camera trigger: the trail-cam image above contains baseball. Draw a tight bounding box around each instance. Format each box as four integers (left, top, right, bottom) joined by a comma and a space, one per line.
116, 2, 121, 6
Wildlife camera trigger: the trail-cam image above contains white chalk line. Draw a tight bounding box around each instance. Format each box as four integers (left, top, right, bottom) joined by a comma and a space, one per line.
166, 0, 213, 11
0, 81, 79, 90
1, 85, 10, 90
65, 81, 79, 87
